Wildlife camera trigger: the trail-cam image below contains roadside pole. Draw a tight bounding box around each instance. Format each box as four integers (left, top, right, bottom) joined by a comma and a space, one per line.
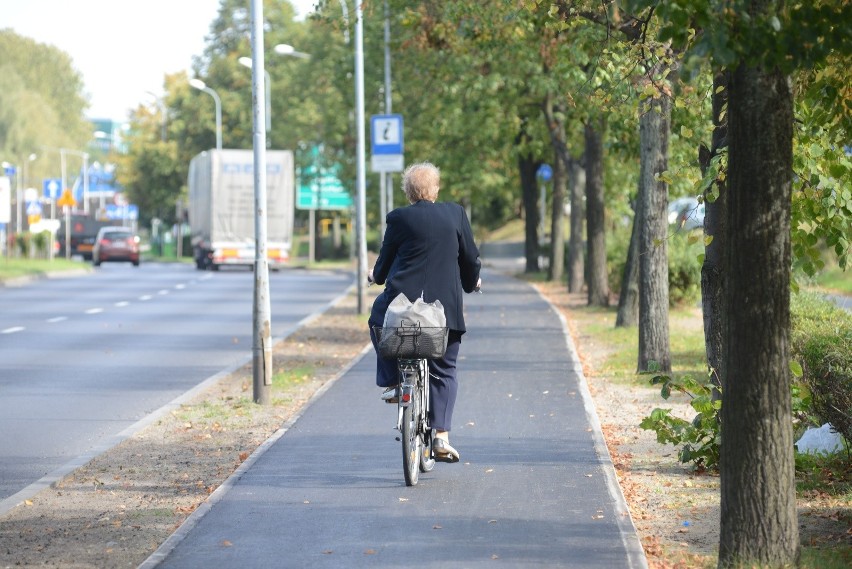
250, 0, 272, 404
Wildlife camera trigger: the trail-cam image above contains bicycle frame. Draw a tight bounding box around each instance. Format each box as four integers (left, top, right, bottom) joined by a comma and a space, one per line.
396, 358, 429, 432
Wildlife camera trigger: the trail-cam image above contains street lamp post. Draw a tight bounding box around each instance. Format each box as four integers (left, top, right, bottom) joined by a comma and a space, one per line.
354, 1, 368, 314
189, 79, 222, 151
273, 43, 311, 59
334, 0, 368, 313
238, 56, 271, 133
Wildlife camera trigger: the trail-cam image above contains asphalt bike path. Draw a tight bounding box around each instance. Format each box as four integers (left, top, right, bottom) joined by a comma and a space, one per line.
142, 270, 647, 568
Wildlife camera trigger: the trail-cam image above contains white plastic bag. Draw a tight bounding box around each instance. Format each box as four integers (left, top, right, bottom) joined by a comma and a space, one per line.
795, 423, 845, 454
382, 293, 446, 329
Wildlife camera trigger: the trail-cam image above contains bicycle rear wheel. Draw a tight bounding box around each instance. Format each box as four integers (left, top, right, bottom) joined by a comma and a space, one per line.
401, 383, 422, 486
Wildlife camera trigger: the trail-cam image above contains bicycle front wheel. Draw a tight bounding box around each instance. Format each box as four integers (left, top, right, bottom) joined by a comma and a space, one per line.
401, 387, 422, 486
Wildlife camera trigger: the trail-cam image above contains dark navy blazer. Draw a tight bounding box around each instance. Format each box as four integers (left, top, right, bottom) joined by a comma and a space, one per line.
370, 200, 481, 333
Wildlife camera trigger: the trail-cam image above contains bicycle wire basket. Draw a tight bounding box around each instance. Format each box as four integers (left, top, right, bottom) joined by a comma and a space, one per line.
373, 323, 449, 360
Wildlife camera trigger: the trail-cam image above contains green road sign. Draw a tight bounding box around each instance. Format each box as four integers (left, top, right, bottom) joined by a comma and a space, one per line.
297, 176, 353, 210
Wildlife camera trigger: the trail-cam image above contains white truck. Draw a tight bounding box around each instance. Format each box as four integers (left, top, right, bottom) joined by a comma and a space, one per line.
188, 149, 294, 270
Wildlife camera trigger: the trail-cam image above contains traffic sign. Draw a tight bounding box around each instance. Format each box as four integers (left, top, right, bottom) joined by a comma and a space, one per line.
371, 114, 404, 173
371, 114, 403, 154
297, 179, 352, 210
0, 176, 10, 224
537, 164, 553, 182
57, 189, 76, 208
43, 178, 62, 200
105, 204, 139, 220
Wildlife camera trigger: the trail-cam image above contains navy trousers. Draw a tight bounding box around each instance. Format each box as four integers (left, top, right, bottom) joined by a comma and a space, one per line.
369, 326, 462, 432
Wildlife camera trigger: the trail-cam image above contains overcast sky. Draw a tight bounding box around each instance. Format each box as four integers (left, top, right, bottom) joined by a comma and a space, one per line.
3, 0, 316, 121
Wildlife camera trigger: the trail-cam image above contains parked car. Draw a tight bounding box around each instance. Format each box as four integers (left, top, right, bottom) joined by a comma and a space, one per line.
92, 226, 140, 267
668, 196, 705, 231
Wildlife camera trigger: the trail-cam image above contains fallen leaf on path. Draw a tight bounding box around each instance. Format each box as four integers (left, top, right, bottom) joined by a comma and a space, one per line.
222, 540, 233, 547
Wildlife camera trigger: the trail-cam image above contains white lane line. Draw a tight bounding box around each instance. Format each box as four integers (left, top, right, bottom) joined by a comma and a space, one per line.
85, 308, 104, 315
158, 289, 169, 295
115, 301, 130, 307
1, 327, 25, 334
47, 316, 68, 323
139, 295, 152, 301
174, 284, 186, 290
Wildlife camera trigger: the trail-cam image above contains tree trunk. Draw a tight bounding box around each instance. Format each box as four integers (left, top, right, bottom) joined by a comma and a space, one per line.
515, 117, 541, 273
542, 92, 571, 282
718, 57, 799, 568
637, 91, 672, 372
519, 152, 541, 273
615, 199, 640, 327
549, 152, 566, 281
567, 158, 585, 293
700, 72, 729, 392
584, 118, 609, 306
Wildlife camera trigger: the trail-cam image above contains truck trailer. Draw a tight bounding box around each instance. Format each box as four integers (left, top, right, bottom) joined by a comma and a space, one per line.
188, 149, 294, 271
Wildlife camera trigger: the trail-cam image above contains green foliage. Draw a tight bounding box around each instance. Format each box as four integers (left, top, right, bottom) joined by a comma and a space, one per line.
667, 231, 703, 306
605, 216, 703, 306
639, 368, 721, 470
790, 291, 852, 441
0, 30, 92, 179
31, 231, 51, 257
622, 1, 852, 75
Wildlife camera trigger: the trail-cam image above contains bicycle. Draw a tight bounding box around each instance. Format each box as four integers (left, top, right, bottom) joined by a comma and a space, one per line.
373, 324, 448, 486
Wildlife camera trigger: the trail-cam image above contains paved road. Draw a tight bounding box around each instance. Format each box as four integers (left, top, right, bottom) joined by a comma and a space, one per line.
0, 263, 353, 510
143, 270, 646, 569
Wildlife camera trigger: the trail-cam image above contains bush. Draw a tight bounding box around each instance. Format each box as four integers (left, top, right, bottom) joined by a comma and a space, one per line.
639, 365, 721, 471
15, 232, 29, 256
667, 232, 704, 306
790, 291, 852, 443
605, 219, 703, 307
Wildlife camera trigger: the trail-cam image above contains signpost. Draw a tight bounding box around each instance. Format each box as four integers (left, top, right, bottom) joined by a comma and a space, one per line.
370, 114, 404, 173
57, 190, 76, 259
536, 164, 552, 239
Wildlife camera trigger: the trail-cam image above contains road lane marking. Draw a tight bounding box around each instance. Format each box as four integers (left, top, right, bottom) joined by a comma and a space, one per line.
139, 295, 152, 301
47, 317, 67, 323
85, 308, 104, 315
115, 301, 130, 307
175, 284, 186, 290
158, 289, 169, 295
1, 327, 24, 334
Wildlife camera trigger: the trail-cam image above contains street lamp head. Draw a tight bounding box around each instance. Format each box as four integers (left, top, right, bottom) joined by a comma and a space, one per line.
274, 43, 311, 59
238, 56, 253, 69
189, 78, 207, 91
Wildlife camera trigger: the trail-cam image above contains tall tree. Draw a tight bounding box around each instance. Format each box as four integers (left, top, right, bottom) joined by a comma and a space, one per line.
637, 82, 672, 371
584, 117, 609, 306
566, 157, 586, 293
721, 43, 798, 566
615, 198, 639, 326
